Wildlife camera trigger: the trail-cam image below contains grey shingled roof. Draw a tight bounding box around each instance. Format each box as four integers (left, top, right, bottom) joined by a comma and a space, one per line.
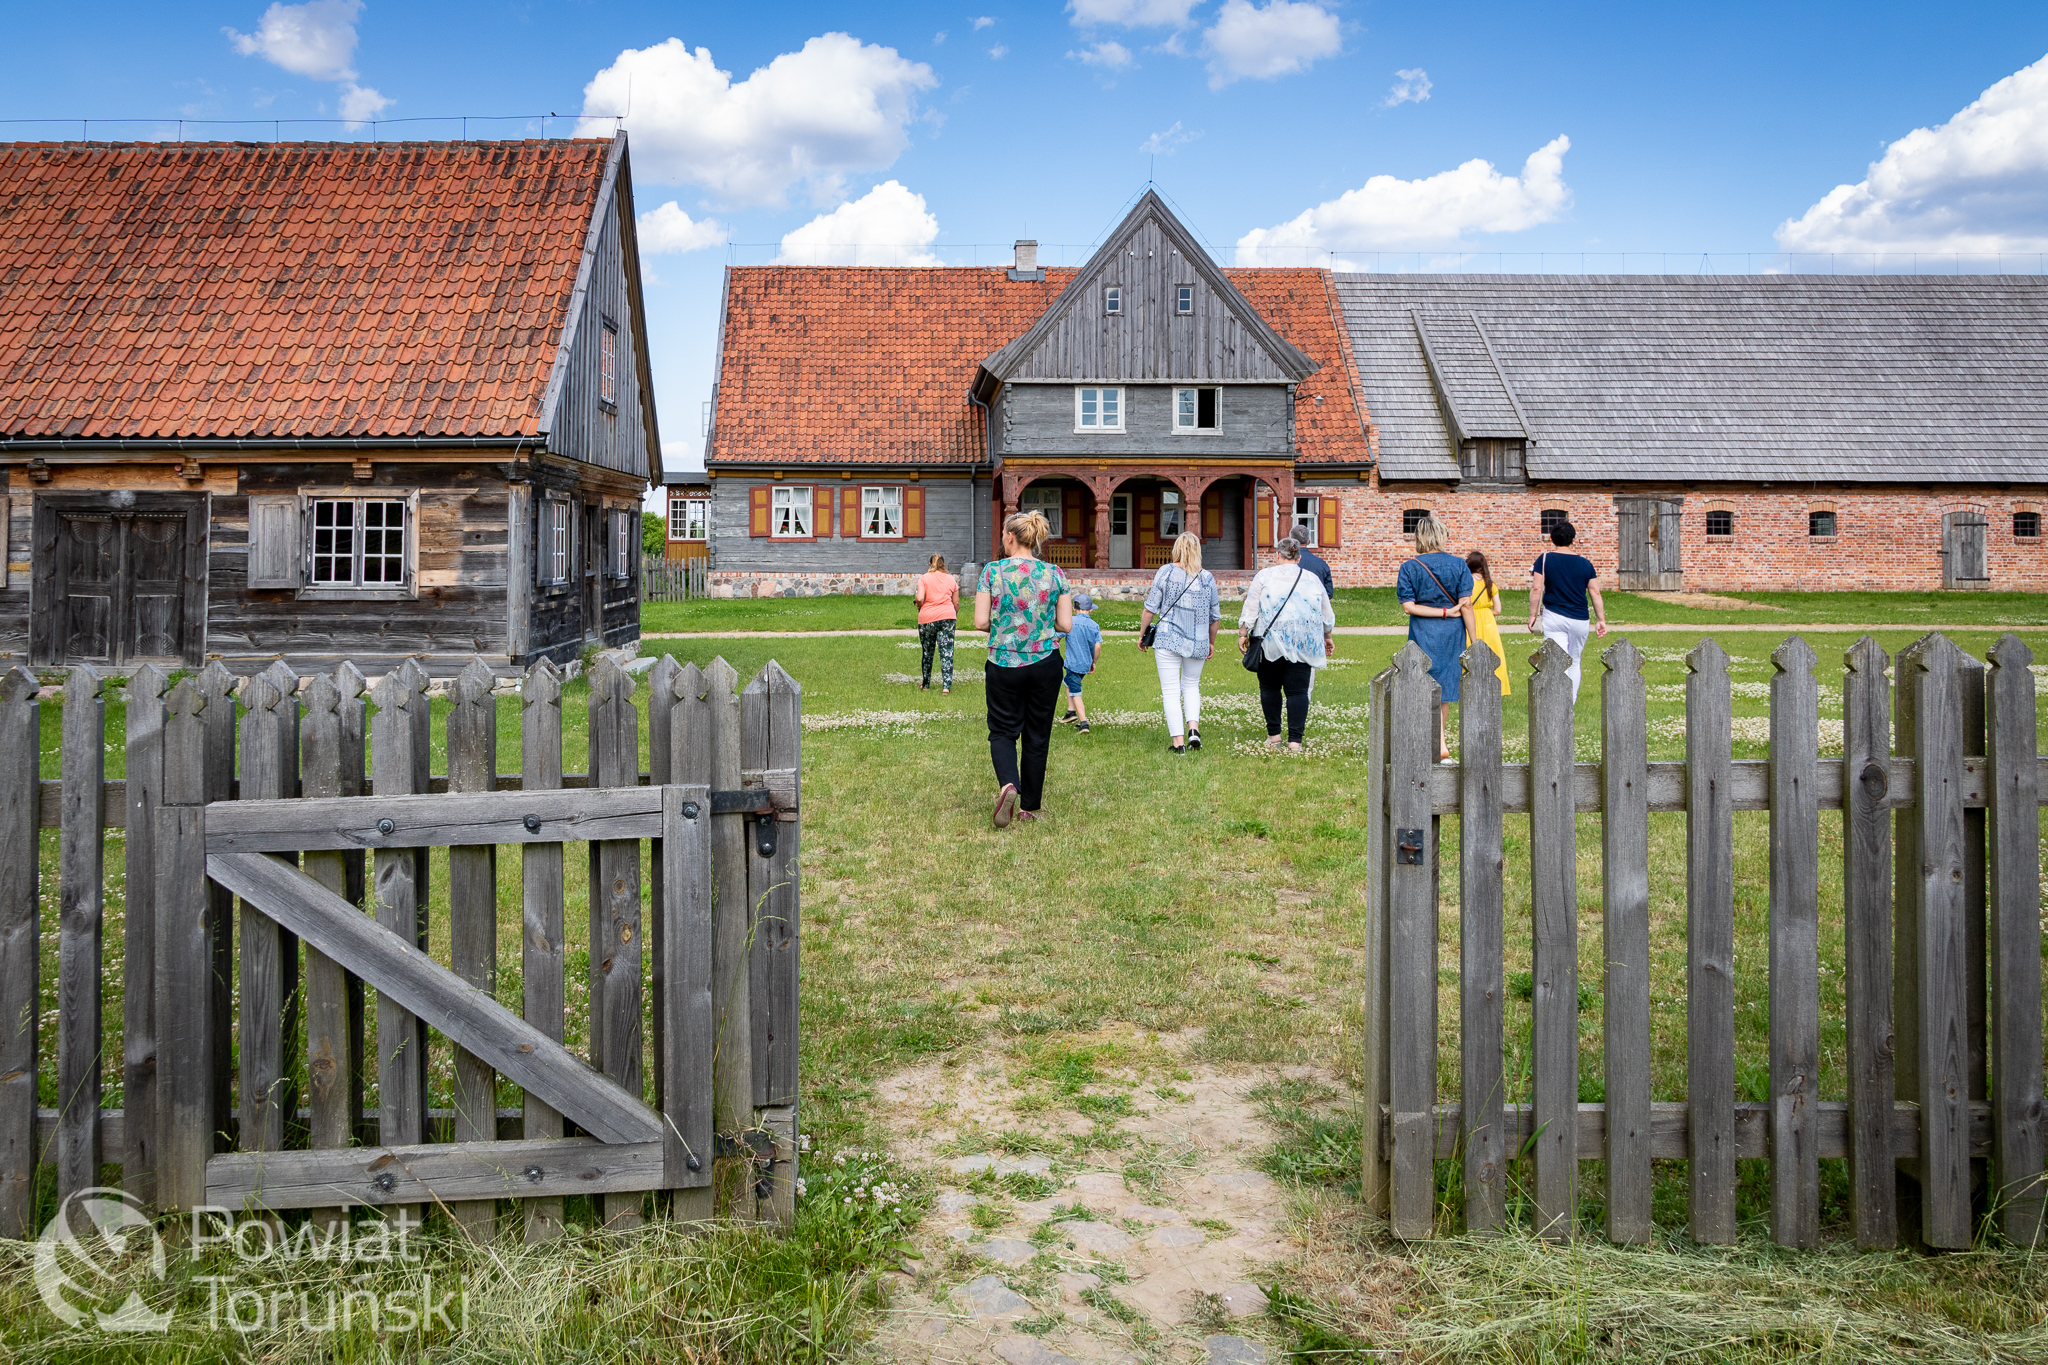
1334, 274, 2048, 483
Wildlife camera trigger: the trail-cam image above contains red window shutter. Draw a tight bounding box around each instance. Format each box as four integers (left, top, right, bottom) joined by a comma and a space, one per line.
1202, 487, 1222, 537
1255, 489, 1274, 548
841, 486, 861, 538
1062, 486, 1082, 538
1318, 494, 1341, 549
812, 486, 831, 539
904, 486, 925, 537
749, 486, 770, 537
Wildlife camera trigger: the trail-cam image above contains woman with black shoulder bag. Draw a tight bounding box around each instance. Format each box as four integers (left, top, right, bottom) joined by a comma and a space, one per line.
1237, 536, 1335, 753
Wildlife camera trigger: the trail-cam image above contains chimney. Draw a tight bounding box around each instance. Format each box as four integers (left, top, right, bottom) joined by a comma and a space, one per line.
1013, 239, 1038, 271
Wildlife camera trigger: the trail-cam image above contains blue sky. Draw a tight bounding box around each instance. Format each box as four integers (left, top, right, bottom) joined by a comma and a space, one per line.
6, 1, 2048, 484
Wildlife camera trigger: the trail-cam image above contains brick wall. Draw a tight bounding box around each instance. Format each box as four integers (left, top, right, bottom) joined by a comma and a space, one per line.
1307, 484, 2048, 592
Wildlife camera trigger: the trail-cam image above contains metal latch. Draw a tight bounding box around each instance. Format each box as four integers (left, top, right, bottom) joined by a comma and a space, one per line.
754, 813, 778, 858
1396, 828, 1426, 865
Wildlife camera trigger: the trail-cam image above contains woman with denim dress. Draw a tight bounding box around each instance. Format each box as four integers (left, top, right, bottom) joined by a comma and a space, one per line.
1396, 513, 1475, 763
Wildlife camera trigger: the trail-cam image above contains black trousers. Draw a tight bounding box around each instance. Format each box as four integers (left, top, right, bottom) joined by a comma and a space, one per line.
985, 651, 1064, 811
1257, 656, 1314, 743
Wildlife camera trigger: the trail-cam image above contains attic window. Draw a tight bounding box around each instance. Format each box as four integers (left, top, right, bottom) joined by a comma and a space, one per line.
1104, 286, 1122, 315
600, 321, 619, 406
1176, 285, 1194, 315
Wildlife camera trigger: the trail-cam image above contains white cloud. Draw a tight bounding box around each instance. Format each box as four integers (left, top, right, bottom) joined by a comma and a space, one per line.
1138, 121, 1201, 154
1776, 51, 2048, 256
577, 35, 938, 207
1203, 0, 1342, 89
1386, 67, 1431, 107
934, 30, 947, 44
776, 181, 941, 266
1068, 0, 1197, 27
225, 0, 362, 80
1236, 135, 1573, 262
1070, 41, 1133, 69
337, 82, 390, 124
972, 15, 996, 29
989, 45, 1008, 59
638, 201, 727, 254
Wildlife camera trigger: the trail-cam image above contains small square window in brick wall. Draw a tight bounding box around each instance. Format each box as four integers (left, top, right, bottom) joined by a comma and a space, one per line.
1403, 508, 1428, 534
1809, 510, 1836, 537
1539, 508, 1568, 536
2017, 511, 2040, 539
1707, 510, 1734, 537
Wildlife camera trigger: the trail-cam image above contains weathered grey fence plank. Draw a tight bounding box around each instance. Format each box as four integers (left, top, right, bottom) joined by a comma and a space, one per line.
1458, 640, 1505, 1234
587, 656, 645, 1230
0, 668, 39, 1235
197, 662, 238, 1157
370, 667, 428, 1206
1599, 639, 1652, 1243
1527, 638, 1579, 1242
207, 1137, 666, 1210
647, 653, 678, 1204
447, 657, 500, 1241
206, 787, 666, 852
1686, 639, 1736, 1245
659, 783, 714, 1198
1984, 634, 2046, 1245
668, 661, 716, 1223
237, 669, 299, 1167
520, 660, 567, 1244
1385, 643, 1438, 1240
746, 662, 802, 1113
299, 671, 354, 1233
122, 665, 167, 1210
154, 680, 211, 1217
56, 665, 105, 1204
706, 657, 756, 1220
1841, 635, 1898, 1248
1360, 665, 1392, 1222
1767, 636, 1821, 1248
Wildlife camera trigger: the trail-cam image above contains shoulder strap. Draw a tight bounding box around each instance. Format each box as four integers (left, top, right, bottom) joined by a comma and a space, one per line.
1255, 566, 1305, 636
1416, 556, 1457, 606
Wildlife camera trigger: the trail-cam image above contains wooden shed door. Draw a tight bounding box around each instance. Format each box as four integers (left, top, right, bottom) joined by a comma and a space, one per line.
33, 493, 208, 668
1614, 497, 1683, 591
1941, 511, 1989, 590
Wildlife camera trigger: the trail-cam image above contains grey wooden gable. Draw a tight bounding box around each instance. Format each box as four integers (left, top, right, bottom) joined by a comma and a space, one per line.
1339, 274, 2048, 484
979, 191, 1316, 387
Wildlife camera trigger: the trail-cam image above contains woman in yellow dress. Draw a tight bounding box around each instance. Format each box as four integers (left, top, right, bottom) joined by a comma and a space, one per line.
1465, 550, 1511, 696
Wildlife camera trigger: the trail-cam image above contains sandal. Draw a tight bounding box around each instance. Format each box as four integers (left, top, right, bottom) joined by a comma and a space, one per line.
993, 784, 1020, 829
1288, 742, 1304, 754
1265, 735, 1284, 750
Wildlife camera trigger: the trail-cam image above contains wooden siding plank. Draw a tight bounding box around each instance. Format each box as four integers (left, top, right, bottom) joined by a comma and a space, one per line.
1599, 639, 1653, 1243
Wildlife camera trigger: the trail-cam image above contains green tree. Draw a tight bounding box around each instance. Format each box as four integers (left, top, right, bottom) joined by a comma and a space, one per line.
643, 511, 666, 557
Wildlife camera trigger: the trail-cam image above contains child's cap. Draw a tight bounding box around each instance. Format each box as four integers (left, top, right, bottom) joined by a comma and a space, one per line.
1073, 593, 1096, 611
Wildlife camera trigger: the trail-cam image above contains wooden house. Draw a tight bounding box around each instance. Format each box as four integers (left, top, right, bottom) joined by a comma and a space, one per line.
0, 135, 660, 674
663, 476, 711, 562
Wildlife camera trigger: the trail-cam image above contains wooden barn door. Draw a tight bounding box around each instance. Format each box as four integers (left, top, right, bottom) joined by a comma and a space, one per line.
32, 492, 208, 668
1941, 511, 1989, 589
1614, 496, 1683, 591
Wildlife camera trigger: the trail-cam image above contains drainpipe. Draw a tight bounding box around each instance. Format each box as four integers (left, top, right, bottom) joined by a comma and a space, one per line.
968, 388, 995, 565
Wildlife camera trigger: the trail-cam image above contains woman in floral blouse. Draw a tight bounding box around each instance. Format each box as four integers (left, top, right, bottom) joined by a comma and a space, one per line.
973, 510, 1075, 828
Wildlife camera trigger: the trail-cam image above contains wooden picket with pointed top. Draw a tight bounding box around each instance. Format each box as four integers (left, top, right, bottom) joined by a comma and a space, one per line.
1841, 635, 1899, 1248
1984, 634, 2046, 1246
1458, 638, 1505, 1235
1599, 638, 1652, 1244
520, 658, 568, 1243
123, 663, 168, 1209
447, 657, 500, 1241
1685, 638, 1737, 1245
56, 664, 105, 1204
1768, 635, 1821, 1248
588, 654, 645, 1230
1384, 642, 1438, 1240
0, 667, 38, 1237
1527, 636, 1578, 1242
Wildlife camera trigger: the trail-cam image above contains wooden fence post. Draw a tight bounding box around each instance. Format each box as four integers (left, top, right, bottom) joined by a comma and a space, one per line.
1458, 639, 1505, 1234
706, 658, 757, 1221
196, 661, 238, 1153
1384, 642, 1437, 1240
648, 653, 678, 1151
1599, 639, 1652, 1243
370, 665, 428, 1215
238, 667, 299, 1167
1685, 638, 1736, 1245
300, 670, 356, 1232
1984, 634, 2045, 1245
1768, 636, 1821, 1248
744, 661, 801, 1227
56, 663, 105, 1205
1527, 637, 1578, 1242
669, 661, 716, 1223
447, 657, 500, 1241
520, 660, 568, 1243
154, 678, 212, 1217
0, 667, 39, 1235
1359, 664, 1392, 1223
122, 664, 167, 1210
588, 655, 644, 1230
1841, 635, 1898, 1248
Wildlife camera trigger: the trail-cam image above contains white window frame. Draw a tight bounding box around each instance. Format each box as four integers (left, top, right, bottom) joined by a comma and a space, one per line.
599, 320, 619, 406
1159, 488, 1184, 540
1286, 495, 1319, 548
297, 490, 419, 600
1075, 386, 1124, 432
1175, 284, 1194, 315
1104, 285, 1122, 315
608, 507, 634, 580
1173, 386, 1221, 433
772, 485, 813, 539
1019, 486, 1064, 538
861, 485, 904, 540
669, 495, 707, 542
540, 496, 574, 586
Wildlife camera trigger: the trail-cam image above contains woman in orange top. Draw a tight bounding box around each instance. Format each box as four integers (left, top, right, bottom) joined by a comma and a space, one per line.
914, 552, 961, 692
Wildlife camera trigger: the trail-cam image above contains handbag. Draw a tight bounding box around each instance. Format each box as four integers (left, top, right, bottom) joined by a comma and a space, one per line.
1139, 566, 1203, 650
1242, 566, 1305, 672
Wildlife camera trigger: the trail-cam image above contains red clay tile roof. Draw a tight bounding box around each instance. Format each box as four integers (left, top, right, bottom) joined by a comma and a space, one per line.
0, 139, 613, 439
708, 264, 1372, 467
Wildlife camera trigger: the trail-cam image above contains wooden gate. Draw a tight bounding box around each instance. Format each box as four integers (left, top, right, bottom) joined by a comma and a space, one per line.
1942, 511, 1989, 589
0, 651, 800, 1238
29, 492, 208, 668
1614, 496, 1683, 591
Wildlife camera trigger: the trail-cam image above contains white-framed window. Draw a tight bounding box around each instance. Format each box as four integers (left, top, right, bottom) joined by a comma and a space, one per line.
608, 508, 634, 579
1175, 284, 1194, 315
1019, 485, 1064, 538
669, 495, 707, 541
862, 485, 904, 539
539, 497, 573, 585
1174, 386, 1220, 432
1289, 495, 1319, 547
309, 496, 408, 588
772, 485, 813, 538
1160, 488, 1183, 539
1104, 286, 1122, 315
599, 321, 619, 405
1076, 387, 1123, 431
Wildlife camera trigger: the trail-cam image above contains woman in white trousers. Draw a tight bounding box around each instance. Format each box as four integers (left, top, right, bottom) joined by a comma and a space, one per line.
1139, 532, 1222, 755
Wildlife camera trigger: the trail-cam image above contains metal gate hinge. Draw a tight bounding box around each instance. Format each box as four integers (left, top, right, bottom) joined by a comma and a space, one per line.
1396, 828, 1426, 865
713, 1129, 778, 1160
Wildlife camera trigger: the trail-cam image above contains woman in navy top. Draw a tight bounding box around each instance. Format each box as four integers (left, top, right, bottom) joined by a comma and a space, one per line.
1396, 513, 1474, 763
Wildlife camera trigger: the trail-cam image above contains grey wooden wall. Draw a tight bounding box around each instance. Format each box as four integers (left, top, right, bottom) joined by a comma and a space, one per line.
711, 478, 981, 576
1000, 216, 1300, 383
996, 383, 1292, 458
545, 188, 652, 484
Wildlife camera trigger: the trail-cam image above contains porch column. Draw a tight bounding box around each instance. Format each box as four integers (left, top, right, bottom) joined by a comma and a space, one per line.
1243, 479, 1258, 569
1093, 492, 1112, 571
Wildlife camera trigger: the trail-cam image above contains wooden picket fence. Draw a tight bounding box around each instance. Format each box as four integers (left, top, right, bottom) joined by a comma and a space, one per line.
1363, 631, 2046, 1250
0, 652, 800, 1238
642, 555, 711, 602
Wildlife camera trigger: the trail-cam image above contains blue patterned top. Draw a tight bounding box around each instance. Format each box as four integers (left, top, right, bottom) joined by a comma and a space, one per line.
1143, 564, 1222, 658
1239, 563, 1335, 667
